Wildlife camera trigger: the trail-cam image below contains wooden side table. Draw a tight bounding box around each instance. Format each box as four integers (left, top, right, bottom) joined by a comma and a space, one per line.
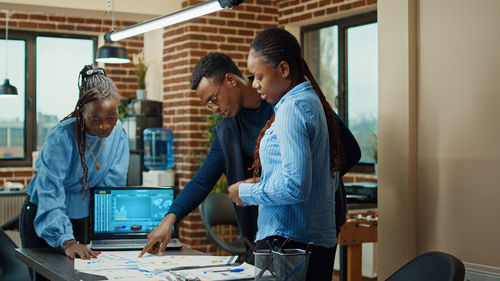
339, 211, 378, 281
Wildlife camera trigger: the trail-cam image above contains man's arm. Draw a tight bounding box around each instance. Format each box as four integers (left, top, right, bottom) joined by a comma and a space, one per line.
168, 134, 226, 222
140, 134, 226, 256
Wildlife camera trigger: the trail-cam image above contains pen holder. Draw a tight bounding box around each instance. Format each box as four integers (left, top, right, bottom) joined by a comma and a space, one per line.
272, 249, 309, 281
254, 249, 275, 281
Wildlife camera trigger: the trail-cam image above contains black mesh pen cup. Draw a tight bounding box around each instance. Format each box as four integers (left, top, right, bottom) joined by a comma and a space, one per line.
272, 249, 309, 281
254, 249, 275, 281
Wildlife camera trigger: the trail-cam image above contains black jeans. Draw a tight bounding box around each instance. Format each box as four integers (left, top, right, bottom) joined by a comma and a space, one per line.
254, 235, 337, 281
19, 196, 90, 281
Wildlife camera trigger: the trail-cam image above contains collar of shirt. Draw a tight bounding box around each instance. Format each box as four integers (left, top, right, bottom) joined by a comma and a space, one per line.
273, 81, 313, 113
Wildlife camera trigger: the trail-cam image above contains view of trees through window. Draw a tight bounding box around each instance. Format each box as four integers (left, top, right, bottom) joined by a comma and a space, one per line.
0, 39, 26, 160
36, 36, 94, 150
303, 12, 378, 170
347, 22, 378, 164
0, 34, 94, 163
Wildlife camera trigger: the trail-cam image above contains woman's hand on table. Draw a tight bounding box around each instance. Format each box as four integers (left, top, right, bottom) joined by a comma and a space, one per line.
63, 240, 100, 260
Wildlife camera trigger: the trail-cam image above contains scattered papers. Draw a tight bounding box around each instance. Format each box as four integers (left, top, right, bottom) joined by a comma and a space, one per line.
74, 251, 253, 280
173, 262, 254, 280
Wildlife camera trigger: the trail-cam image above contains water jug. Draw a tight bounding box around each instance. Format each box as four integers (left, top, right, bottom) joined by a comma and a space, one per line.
143, 128, 174, 170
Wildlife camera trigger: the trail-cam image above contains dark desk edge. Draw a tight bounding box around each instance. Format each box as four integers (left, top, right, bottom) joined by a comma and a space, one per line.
15, 248, 105, 281
15, 247, 205, 281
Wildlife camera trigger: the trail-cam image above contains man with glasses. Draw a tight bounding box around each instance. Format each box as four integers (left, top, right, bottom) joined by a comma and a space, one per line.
140, 52, 274, 260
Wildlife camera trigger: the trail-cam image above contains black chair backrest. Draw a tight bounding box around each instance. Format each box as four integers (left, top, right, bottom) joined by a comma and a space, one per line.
385, 251, 465, 281
199, 193, 246, 255
201, 193, 240, 227
0, 228, 31, 281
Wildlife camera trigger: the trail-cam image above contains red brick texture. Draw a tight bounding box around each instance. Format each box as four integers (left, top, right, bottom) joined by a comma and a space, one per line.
0, 168, 35, 188
162, 0, 278, 253
278, 0, 376, 25
1, 0, 377, 255
165, 0, 376, 254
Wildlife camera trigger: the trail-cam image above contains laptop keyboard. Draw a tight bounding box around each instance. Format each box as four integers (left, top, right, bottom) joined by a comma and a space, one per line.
91, 238, 182, 250
94, 239, 148, 245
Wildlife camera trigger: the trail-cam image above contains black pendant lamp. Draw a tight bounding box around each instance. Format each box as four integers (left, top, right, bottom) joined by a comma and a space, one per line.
1, 11, 18, 95
96, 40, 130, 64
0, 78, 18, 95
95, 0, 130, 64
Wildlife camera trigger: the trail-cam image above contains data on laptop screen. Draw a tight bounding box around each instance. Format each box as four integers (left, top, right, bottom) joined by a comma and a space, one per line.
93, 187, 174, 234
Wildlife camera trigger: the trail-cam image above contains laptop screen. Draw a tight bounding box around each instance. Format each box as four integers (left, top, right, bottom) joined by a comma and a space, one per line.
91, 187, 175, 237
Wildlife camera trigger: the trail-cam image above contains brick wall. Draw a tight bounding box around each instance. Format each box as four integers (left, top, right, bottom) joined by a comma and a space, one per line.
0, 167, 35, 188
277, 0, 377, 25
161, 0, 377, 254
159, 0, 278, 253
0, 10, 144, 186
0, 0, 377, 255
0, 10, 143, 99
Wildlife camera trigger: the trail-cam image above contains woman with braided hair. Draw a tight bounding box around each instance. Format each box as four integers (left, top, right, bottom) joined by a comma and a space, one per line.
20, 65, 129, 265
228, 27, 360, 281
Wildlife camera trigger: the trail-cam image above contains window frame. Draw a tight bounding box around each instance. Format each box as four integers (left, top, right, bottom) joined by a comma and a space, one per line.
0, 30, 97, 167
301, 11, 378, 174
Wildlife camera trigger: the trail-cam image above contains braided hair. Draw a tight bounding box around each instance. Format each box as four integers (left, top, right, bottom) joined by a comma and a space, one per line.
61, 65, 119, 195
249, 27, 344, 179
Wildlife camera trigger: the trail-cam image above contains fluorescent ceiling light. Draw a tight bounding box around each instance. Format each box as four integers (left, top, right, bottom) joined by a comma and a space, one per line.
106, 0, 243, 42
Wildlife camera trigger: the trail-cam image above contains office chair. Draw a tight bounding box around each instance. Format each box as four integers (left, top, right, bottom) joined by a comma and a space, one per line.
199, 193, 246, 255
1, 214, 20, 231
0, 228, 31, 281
385, 251, 465, 281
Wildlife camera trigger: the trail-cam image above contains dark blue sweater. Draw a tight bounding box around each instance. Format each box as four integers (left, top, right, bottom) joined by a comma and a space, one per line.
168, 100, 274, 243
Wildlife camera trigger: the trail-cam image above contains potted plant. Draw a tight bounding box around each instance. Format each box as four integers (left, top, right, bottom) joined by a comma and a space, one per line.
134, 50, 148, 100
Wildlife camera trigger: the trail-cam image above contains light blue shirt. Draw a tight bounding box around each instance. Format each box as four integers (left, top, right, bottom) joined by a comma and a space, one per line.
25, 117, 129, 248
239, 81, 339, 247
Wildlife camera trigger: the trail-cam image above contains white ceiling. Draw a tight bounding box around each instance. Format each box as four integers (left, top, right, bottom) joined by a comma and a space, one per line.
0, 0, 182, 21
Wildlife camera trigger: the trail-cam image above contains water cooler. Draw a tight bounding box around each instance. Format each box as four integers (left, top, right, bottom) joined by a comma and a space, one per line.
142, 128, 175, 187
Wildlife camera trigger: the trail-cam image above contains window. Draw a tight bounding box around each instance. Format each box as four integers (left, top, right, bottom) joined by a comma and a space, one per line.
302, 12, 378, 173
0, 39, 25, 161
0, 31, 96, 167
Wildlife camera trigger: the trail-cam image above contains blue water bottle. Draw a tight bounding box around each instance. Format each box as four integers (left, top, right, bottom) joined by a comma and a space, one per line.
143, 128, 174, 170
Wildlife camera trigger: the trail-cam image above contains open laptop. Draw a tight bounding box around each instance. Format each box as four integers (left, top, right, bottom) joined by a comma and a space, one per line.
90, 186, 182, 250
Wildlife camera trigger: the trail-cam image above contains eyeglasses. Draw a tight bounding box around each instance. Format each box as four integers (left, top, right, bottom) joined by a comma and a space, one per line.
206, 83, 221, 112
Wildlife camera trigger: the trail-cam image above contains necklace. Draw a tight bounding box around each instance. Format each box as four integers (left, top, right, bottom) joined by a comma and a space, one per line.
87, 138, 103, 171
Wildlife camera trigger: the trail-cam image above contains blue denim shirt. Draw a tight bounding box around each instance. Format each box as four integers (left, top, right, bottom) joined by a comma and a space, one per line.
25, 118, 129, 247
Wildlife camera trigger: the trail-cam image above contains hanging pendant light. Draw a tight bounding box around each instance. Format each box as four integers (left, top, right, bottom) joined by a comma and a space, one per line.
96, 0, 130, 64
1, 11, 18, 95
96, 40, 130, 64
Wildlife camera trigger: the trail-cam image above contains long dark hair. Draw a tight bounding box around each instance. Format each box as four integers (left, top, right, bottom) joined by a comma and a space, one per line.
249, 27, 344, 179
61, 65, 119, 195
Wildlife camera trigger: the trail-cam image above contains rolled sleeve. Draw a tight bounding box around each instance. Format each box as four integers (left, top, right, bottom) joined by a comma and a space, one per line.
239, 182, 256, 206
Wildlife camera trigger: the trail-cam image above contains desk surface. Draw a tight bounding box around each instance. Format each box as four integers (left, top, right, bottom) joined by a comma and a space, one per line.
15, 247, 204, 281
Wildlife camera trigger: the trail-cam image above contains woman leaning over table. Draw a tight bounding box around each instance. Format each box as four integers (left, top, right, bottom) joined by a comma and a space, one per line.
20, 65, 129, 268
228, 27, 360, 281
